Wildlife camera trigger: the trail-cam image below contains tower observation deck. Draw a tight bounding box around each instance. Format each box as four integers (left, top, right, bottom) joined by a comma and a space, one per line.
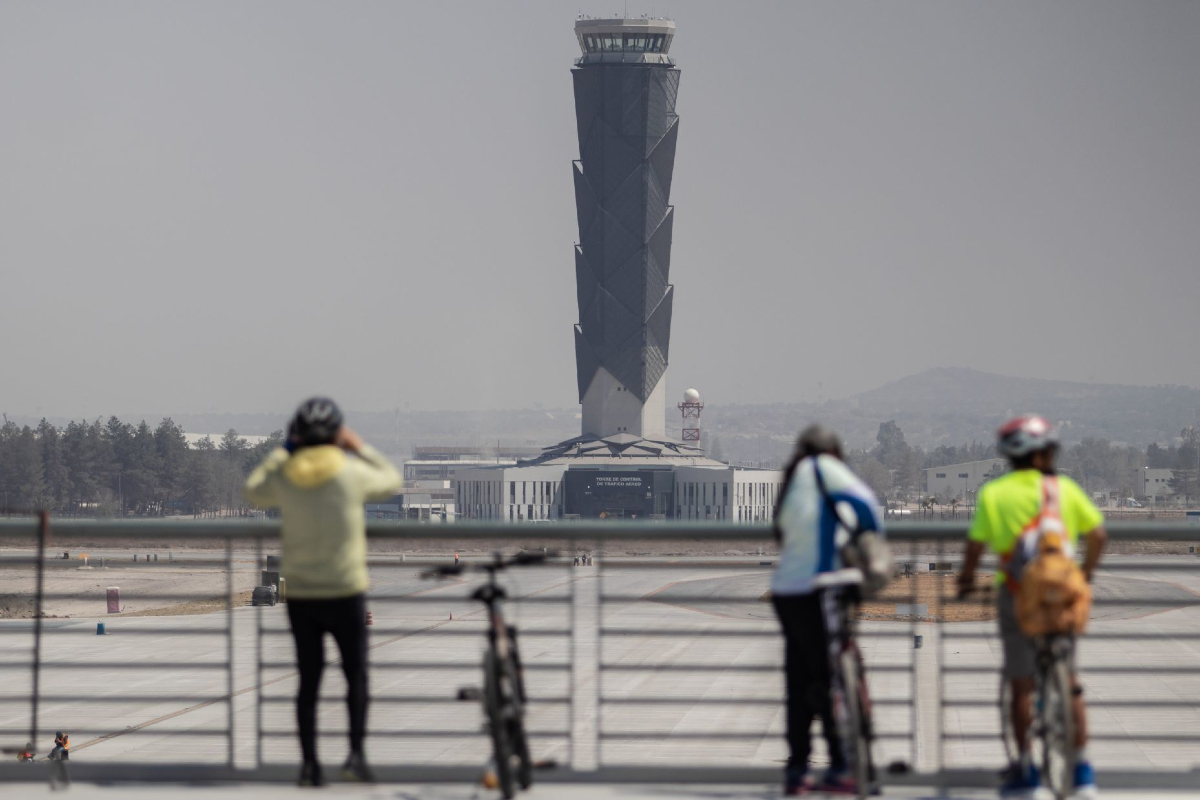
571, 17, 679, 439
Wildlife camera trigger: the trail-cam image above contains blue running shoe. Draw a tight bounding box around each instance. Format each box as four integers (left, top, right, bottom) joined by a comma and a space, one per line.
999, 762, 1041, 798
1072, 761, 1098, 799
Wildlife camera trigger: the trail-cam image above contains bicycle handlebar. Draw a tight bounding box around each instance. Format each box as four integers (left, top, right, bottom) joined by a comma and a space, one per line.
956, 583, 997, 601
421, 551, 557, 580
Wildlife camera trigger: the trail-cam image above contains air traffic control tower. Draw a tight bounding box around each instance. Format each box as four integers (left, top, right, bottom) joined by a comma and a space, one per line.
571, 17, 679, 439
453, 18, 785, 523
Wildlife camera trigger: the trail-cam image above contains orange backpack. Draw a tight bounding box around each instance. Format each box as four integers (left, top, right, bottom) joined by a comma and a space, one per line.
1009, 477, 1092, 637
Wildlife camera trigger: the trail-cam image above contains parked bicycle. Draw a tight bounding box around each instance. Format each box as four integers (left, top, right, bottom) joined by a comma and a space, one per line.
960, 583, 1075, 800
832, 589, 877, 799
1001, 635, 1076, 800
424, 552, 551, 799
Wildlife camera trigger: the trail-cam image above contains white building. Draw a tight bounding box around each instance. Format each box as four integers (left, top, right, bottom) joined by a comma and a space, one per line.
1134, 468, 1175, 500
924, 458, 1008, 501
367, 487, 455, 521
402, 445, 543, 484
455, 434, 783, 522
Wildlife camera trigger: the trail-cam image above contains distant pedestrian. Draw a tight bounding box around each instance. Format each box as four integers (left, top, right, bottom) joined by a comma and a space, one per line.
50, 731, 69, 761
454, 551, 459, 566
244, 398, 402, 786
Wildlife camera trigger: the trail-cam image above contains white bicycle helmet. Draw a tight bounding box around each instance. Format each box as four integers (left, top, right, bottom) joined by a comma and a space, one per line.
997, 415, 1058, 458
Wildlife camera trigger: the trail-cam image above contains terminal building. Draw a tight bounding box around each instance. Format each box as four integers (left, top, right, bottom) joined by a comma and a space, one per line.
454, 16, 783, 522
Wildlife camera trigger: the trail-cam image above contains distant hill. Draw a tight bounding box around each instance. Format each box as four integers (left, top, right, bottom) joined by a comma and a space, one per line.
850, 367, 1200, 446
706, 367, 1200, 463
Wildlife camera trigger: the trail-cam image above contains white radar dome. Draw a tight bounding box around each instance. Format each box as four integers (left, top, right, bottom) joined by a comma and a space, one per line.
683, 388, 700, 403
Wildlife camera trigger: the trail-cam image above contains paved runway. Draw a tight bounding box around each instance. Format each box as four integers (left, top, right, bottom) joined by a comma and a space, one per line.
2, 553, 1200, 783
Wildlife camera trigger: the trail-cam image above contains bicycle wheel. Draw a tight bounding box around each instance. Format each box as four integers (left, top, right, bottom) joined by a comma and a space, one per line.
484, 650, 517, 799
506, 645, 533, 790
839, 648, 872, 799
1039, 656, 1075, 800
999, 676, 1020, 768
512, 716, 533, 790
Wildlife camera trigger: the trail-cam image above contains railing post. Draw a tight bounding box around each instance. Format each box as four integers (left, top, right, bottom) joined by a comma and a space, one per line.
594, 540, 602, 770
30, 511, 48, 753
567, 545, 576, 769
226, 536, 235, 769
569, 536, 601, 772
935, 534, 946, 795
255, 534, 264, 770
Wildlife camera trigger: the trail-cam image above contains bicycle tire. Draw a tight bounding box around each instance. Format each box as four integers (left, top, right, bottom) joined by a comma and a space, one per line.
513, 717, 533, 790
1039, 655, 1075, 800
484, 650, 517, 799
506, 642, 533, 790
839, 648, 871, 799
999, 676, 1020, 768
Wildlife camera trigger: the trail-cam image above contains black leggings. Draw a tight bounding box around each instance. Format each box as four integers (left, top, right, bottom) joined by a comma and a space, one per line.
772, 592, 846, 770
287, 593, 368, 763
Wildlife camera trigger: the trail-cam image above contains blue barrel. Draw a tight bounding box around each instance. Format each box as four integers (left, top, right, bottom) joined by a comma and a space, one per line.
96, 623, 106, 636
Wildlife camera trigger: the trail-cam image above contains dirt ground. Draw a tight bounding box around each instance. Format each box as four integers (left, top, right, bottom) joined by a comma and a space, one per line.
0, 555, 261, 619
857, 572, 996, 622
119, 590, 256, 617
758, 572, 997, 623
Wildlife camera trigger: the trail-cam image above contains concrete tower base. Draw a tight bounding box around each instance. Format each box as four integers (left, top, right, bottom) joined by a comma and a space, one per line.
581, 367, 667, 439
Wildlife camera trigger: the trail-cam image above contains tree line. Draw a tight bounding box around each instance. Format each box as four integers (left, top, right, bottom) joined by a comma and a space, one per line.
0, 417, 282, 517
844, 420, 1200, 505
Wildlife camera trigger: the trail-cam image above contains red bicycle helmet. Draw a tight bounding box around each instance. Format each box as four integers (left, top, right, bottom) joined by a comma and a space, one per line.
997, 415, 1058, 458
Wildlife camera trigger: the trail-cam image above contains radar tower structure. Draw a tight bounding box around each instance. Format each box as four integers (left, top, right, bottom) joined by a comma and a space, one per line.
678, 388, 703, 443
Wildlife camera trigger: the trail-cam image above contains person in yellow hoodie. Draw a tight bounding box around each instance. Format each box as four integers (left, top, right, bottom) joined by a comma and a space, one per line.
243, 397, 401, 786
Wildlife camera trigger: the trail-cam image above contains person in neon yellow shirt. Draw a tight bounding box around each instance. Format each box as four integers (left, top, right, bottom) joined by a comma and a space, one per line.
958, 416, 1106, 800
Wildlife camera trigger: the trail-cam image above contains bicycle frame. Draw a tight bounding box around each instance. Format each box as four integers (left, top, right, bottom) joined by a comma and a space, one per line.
427, 552, 544, 798
831, 589, 875, 798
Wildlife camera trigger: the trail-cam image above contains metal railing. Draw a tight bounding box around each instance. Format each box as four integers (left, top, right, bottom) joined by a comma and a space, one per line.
0, 517, 1199, 791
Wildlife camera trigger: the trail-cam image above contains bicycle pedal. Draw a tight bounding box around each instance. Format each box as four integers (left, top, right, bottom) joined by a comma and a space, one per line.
457, 686, 482, 701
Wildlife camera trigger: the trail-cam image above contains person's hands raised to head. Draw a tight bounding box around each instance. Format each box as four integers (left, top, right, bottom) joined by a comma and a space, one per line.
335, 426, 364, 454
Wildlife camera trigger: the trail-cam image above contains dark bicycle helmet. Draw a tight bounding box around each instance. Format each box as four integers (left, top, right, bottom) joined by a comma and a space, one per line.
795, 424, 843, 460
997, 415, 1058, 458
289, 397, 344, 447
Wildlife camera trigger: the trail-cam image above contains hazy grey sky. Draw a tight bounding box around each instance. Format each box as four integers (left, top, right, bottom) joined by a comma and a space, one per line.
2, 1, 1198, 419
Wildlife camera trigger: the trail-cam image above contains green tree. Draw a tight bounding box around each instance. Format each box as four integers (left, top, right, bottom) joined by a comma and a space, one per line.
182, 437, 219, 516
12, 425, 47, 511
873, 420, 910, 470
1168, 469, 1197, 505
856, 457, 893, 499
218, 429, 250, 516
122, 421, 161, 514
154, 418, 189, 514
37, 419, 71, 509
1147, 442, 1173, 468
0, 419, 19, 514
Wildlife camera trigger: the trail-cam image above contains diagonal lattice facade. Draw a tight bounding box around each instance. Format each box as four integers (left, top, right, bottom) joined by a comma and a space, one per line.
572, 63, 680, 405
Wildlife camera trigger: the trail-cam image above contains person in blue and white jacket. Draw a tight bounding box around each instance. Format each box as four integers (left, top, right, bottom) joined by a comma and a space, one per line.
771, 425, 884, 796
